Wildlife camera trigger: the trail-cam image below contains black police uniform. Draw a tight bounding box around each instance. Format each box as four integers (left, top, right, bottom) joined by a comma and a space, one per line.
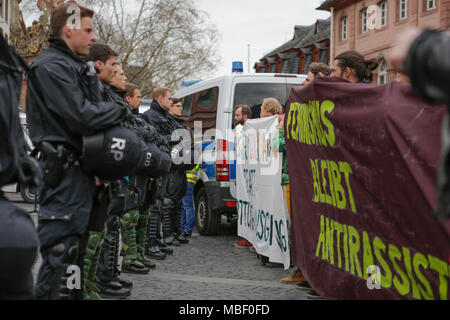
162, 116, 191, 244
142, 100, 176, 257
142, 101, 196, 256
26, 36, 127, 300
86, 83, 133, 298
121, 99, 172, 266
0, 34, 40, 300
95, 84, 171, 286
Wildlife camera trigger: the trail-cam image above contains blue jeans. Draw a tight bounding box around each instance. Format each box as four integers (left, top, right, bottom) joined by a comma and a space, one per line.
180, 182, 195, 235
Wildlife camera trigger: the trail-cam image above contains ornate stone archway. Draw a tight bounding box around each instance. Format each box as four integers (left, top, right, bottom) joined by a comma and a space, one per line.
11, 0, 64, 63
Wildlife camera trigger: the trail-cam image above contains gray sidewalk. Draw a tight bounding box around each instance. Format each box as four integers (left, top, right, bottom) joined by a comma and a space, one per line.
7, 193, 308, 300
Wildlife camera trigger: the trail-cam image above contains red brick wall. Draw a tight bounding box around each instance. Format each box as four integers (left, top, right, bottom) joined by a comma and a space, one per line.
313, 47, 320, 62
276, 56, 282, 73
299, 53, 305, 74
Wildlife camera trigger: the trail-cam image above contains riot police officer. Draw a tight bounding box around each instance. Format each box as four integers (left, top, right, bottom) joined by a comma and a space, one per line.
166, 98, 192, 244
84, 44, 132, 299
142, 88, 197, 258
141, 88, 176, 259
0, 33, 40, 300
26, 3, 129, 300
123, 84, 161, 270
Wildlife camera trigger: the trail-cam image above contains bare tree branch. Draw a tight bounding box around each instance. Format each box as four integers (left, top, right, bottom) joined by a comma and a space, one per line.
19, 0, 221, 96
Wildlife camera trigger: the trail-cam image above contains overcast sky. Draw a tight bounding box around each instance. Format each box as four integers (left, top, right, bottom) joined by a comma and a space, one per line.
22, 0, 330, 79
197, 0, 330, 78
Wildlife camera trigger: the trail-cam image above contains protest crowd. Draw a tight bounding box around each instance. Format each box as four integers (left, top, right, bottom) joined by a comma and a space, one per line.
0, 1, 449, 301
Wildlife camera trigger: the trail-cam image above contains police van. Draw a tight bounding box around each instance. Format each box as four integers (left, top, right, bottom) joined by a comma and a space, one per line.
173, 72, 306, 235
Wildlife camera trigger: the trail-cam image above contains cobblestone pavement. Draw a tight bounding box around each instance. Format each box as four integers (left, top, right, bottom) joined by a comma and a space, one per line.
6, 193, 309, 300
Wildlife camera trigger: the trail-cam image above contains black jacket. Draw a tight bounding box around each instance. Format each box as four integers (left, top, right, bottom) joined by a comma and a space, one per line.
142, 100, 180, 143
26, 36, 125, 152
404, 29, 450, 223
102, 85, 170, 152
0, 35, 38, 187
143, 101, 197, 170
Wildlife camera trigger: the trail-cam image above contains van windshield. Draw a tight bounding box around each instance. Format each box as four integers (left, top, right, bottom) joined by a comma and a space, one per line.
233, 83, 300, 120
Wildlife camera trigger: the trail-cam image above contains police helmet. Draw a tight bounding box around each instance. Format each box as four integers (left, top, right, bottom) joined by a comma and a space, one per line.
82, 126, 147, 180
135, 142, 172, 178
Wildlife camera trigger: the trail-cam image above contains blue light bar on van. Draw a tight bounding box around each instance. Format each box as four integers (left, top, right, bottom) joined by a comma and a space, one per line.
232, 61, 244, 73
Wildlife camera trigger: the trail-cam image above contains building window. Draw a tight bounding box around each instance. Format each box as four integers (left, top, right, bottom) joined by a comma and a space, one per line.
361, 8, 368, 33
379, 1, 387, 27
399, 0, 408, 20
378, 60, 388, 84
0, 0, 4, 20
341, 17, 348, 40
426, 0, 436, 10
0, 0, 8, 22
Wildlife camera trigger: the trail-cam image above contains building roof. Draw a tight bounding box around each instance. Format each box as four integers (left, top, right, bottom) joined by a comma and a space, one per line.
317, 0, 358, 11
294, 21, 330, 49
261, 18, 330, 60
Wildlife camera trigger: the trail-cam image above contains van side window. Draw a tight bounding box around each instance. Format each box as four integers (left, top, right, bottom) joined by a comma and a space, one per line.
233, 83, 297, 122
182, 94, 193, 116
187, 86, 219, 132
194, 87, 218, 110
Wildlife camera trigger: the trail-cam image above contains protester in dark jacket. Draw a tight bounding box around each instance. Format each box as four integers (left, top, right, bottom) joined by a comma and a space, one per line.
390, 28, 450, 226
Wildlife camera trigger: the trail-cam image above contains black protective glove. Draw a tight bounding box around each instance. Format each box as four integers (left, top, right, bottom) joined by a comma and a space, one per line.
121, 105, 135, 121
138, 123, 158, 143
156, 135, 170, 152
16, 155, 41, 189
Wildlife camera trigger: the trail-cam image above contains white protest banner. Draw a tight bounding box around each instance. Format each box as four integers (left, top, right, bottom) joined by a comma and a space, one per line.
235, 116, 290, 269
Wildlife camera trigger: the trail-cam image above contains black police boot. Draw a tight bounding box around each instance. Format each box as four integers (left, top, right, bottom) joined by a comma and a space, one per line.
146, 204, 166, 260
146, 243, 166, 260
140, 259, 156, 269
162, 208, 180, 246
158, 241, 173, 255
116, 276, 133, 289
162, 198, 179, 246
176, 232, 189, 244
122, 263, 150, 274
174, 206, 189, 244
98, 280, 130, 299
164, 234, 180, 246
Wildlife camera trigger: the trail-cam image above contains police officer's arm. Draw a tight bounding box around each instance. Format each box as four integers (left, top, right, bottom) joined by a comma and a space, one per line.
36, 62, 124, 136
141, 111, 173, 143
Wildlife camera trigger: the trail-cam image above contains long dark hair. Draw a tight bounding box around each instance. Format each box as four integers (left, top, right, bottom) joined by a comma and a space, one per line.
335, 50, 378, 83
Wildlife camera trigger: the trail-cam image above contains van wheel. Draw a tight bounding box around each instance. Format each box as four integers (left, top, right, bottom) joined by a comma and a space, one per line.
195, 188, 220, 236
20, 184, 38, 204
